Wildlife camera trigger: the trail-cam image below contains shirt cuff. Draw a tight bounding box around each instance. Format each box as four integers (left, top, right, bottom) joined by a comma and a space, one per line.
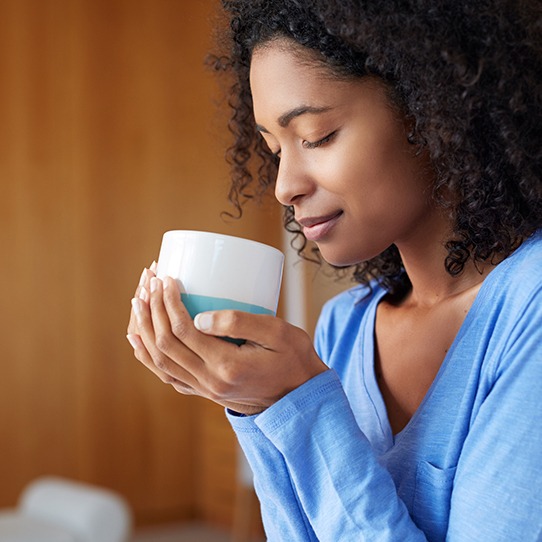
254, 369, 342, 434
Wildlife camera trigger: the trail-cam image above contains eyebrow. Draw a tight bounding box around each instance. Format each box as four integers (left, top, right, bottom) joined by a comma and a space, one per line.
255, 105, 332, 133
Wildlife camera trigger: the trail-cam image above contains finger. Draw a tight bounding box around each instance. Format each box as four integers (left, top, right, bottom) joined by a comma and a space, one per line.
132, 292, 201, 388
128, 333, 260, 409
159, 277, 255, 399
161, 276, 235, 357
136, 266, 156, 299
193, 308, 287, 350
170, 381, 200, 395
126, 332, 194, 394
150, 276, 246, 397
148, 277, 206, 372
127, 266, 156, 335
127, 268, 147, 335
151, 279, 236, 388
126, 331, 168, 381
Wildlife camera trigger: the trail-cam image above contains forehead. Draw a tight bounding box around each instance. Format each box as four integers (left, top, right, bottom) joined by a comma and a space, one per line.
250, 41, 348, 119
249, 41, 392, 127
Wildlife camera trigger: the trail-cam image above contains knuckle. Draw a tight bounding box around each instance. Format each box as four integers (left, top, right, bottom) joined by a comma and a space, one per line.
206, 375, 232, 400
218, 362, 240, 387
161, 373, 176, 385
288, 322, 304, 341
155, 331, 175, 354
154, 355, 170, 373
173, 382, 194, 395
171, 319, 190, 341
287, 320, 304, 340
127, 316, 136, 335
268, 318, 289, 343
206, 360, 243, 399
132, 349, 143, 363
221, 310, 241, 330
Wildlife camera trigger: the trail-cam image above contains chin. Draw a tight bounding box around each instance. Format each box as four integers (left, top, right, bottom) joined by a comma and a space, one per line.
318, 249, 361, 268
318, 244, 382, 268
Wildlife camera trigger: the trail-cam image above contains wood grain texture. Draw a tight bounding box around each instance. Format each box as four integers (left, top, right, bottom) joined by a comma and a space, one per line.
0, 0, 280, 527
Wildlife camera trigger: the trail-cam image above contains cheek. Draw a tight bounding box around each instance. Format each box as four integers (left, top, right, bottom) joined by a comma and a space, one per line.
347, 137, 430, 213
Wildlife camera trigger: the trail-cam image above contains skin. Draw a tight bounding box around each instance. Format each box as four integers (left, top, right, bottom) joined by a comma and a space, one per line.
252, 42, 439, 268
127, 272, 326, 415
127, 39, 493, 427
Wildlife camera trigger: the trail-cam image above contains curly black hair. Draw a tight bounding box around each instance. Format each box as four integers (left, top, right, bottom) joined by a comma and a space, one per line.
210, 0, 542, 295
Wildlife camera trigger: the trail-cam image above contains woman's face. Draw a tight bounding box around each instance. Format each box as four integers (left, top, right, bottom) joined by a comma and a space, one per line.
250, 40, 440, 267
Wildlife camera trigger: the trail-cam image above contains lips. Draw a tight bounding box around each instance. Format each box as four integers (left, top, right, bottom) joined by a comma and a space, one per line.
296, 210, 343, 242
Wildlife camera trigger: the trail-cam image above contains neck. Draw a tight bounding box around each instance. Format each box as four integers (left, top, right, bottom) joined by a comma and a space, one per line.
396, 214, 493, 308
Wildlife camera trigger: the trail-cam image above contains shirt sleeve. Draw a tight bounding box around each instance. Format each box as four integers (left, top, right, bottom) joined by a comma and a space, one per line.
227, 276, 542, 540
226, 409, 319, 541
253, 370, 427, 542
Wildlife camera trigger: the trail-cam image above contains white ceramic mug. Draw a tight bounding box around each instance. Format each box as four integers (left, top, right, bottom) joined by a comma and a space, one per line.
156, 230, 284, 319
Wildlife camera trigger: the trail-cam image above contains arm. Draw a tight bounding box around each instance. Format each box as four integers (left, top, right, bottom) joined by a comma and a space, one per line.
227, 412, 319, 541
252, 370, 427, 542
129, 273, 425, 540
128, 269, 542, 541
249, 285, 542, 541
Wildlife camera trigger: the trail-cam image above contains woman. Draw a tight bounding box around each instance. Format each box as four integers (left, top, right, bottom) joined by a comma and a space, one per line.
126, 0, 542, 539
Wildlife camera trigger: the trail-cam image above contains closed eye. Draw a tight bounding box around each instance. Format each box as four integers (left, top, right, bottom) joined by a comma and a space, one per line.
303, 131, 337, 149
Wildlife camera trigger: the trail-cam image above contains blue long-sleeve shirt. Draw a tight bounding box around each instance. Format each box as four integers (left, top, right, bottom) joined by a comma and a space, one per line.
227, 231, 542, 541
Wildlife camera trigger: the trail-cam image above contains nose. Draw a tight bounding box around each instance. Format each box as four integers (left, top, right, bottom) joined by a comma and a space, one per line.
273, 151, 314, 206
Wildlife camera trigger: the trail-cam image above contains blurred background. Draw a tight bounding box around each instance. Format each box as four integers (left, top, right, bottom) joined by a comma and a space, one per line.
0, 0, 347, 539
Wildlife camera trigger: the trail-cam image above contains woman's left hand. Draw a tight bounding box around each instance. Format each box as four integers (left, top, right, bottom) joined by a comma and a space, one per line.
127, 275, 328, 415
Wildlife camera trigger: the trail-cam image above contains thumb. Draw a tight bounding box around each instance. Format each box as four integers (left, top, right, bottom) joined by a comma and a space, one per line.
194, 309, 290, 350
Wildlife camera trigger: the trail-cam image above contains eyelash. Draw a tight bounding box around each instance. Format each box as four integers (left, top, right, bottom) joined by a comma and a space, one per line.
270, 131, 337, 158
303, 131, 337, 149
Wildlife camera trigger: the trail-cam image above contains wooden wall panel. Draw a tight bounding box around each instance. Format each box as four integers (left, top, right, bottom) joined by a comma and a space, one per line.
0, 0, 280, 527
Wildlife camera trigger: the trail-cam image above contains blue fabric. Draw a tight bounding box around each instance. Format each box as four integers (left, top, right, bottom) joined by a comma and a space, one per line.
228, 231, 542, 541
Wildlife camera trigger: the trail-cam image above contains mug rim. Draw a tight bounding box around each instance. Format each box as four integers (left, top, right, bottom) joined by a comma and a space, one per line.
162, 230, 284, 259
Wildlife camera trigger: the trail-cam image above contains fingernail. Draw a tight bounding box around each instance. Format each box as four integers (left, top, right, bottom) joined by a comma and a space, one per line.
126, 334, 139, 349
139, 268, 147, 286
194, 312, 213, 332
150, 261, 157, 272
150, 277, 158, 293
131, 298, 141, 315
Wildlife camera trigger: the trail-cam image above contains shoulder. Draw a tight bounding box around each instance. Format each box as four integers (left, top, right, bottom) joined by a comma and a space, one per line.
464, 231, 542, 343
500, 230, 542, 270
482, 230, 542, 306
474, 231, 542, 375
